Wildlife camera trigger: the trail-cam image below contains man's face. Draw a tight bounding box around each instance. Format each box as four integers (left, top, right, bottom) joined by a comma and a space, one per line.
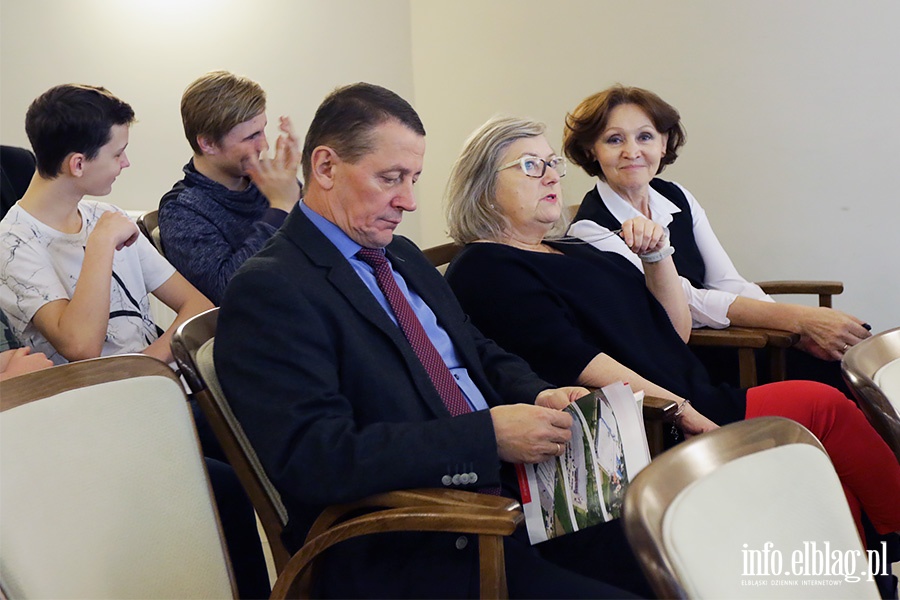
80, 124, 130, 196
329, 120, 424, 248
208, 112, 268, 178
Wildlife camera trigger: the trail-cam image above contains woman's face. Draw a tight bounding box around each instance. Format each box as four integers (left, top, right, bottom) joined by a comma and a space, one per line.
592, 103, 668, 195
493, 135, 563, 242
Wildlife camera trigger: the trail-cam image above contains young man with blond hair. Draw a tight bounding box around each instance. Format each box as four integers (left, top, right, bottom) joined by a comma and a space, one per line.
158, 70, 301, 304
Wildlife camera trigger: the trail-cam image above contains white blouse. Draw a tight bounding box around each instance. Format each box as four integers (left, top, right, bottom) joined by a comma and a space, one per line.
568, 180, 773, 329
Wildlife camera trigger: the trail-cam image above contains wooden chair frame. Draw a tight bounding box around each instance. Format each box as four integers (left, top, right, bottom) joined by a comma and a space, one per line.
171, 308, 523, 598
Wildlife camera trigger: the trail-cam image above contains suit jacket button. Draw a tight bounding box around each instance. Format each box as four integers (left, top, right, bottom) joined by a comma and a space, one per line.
469, 472, 478, 484
459, 473, 471, 484
455, 536, 468, 550
452, 474, 461, 485
441, 475, 453, 486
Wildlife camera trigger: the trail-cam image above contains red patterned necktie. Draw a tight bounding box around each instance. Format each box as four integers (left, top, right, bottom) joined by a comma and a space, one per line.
356, 248, 472, 417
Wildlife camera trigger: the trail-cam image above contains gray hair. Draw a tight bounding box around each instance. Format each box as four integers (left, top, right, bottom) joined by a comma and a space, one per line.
445, 116, 567, 244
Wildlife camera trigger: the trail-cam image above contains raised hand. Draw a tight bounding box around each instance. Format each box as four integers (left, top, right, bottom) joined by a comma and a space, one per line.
89, 211, 139, 251
246, 115, 302, 212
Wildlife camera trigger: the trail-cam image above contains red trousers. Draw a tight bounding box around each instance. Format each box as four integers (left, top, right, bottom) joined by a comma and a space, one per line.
746, 380, 900, 539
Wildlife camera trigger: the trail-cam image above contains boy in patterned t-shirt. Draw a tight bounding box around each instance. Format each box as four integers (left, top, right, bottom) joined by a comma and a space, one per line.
0, 84, 212, 365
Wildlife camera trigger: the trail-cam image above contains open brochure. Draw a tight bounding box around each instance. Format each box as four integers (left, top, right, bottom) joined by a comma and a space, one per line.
515, 382, 651, 545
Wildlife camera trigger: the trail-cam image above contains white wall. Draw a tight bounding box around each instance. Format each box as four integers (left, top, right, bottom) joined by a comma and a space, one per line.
411, 0, 900, 330
2, 0, 897, 328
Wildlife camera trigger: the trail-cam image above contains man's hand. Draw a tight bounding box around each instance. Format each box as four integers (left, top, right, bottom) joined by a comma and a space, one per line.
490, 404, 573, 464
247, 115, 302, 212
535, 386, 591, 409
89, 211, 139, 251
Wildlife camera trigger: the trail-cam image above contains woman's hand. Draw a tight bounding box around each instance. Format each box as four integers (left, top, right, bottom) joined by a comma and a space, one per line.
795, 306, 871, 360
620, 216, 668, 256
676, 403, 719, 439
535, 386, 591, 409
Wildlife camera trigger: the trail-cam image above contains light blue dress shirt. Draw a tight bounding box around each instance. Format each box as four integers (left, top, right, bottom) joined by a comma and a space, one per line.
300, 203, 489, 412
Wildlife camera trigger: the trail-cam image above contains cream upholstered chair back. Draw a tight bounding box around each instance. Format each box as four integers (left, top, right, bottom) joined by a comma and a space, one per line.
171, 308, 292, 573
623, 417, 879, 599
0, 354, 235, 599
842, 326, 900, 461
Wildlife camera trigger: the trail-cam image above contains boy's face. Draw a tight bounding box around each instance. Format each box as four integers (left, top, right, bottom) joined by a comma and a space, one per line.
80, 124, 130, 196
207, 112, 268, 179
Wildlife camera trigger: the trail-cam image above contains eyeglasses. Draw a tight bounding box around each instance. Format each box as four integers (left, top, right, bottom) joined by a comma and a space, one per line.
497, 155, 567, 178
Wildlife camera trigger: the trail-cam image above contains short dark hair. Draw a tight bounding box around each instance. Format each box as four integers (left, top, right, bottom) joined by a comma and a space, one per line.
563, 85, 686, 180
301, 83, 425, 182
25, 84, 135, 178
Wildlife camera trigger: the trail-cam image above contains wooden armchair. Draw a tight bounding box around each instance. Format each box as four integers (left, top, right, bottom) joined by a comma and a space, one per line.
171, 308, 523, 598
689, 280, 843, 387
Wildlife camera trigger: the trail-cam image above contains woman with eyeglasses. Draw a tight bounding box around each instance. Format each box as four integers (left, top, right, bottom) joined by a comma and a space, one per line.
563, 85, 870, 390
443, 116, 900, 545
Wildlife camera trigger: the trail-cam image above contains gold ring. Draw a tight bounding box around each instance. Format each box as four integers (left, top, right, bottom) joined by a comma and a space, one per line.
556, 443, 561, 455
842, 343, 849, 353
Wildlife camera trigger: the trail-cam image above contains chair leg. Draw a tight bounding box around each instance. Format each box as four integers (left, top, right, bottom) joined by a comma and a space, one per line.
479, 534, 507, 599
738, 348, 758, 388
769, 347, 788, 383
646, 421, 665, 458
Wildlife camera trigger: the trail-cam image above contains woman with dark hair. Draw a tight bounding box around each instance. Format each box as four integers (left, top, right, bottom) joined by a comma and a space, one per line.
563, 86, 870, 387
443, 115, 900, 545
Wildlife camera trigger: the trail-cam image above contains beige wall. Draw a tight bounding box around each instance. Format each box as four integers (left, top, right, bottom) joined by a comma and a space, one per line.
2, 0, 897, 328
411, 0, 900, 330
0, 0, 420, 233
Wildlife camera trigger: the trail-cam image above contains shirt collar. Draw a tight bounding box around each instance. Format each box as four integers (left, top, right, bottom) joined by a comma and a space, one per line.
595, 179, 681, 227
299, 201, 366, 260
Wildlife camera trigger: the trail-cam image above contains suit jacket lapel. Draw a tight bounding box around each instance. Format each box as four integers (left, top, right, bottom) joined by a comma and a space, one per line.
282, 211, 450, 416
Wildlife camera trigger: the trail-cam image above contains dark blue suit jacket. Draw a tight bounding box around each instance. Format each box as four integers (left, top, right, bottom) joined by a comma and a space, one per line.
215, 207, 551, 596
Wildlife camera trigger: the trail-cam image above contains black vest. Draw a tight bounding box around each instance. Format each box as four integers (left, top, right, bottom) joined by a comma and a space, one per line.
572, 179, 708, 289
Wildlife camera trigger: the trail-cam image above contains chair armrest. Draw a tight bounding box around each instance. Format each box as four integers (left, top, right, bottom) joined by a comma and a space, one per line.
756, 280, 843, 296
306, 488, 519, 542
643, 395, 677, 421
689, 327, 769, 349
757, 280, 843, 307
273, 498, 523, 599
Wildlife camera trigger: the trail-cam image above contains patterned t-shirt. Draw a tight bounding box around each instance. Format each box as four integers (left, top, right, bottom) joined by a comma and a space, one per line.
0, 201, 175, 364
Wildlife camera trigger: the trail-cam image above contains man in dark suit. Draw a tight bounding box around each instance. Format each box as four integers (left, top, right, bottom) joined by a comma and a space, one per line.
215, 83, 650, 598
